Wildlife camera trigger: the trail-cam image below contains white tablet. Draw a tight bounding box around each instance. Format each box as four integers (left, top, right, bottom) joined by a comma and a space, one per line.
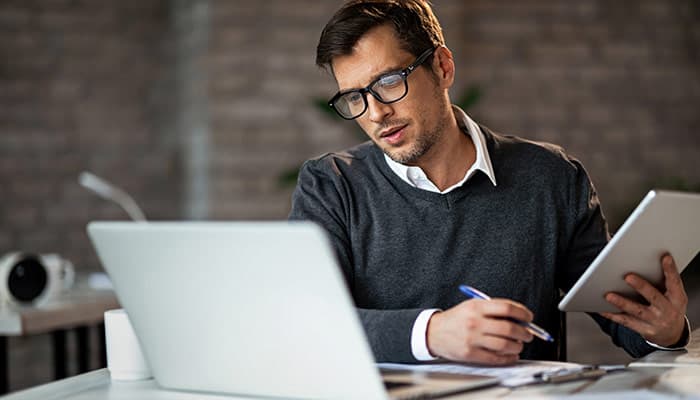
558, 190, 700, 313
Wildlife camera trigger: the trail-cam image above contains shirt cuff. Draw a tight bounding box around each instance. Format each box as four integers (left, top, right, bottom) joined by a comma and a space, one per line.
645, 316, 692, 351
411, 309, 441, 361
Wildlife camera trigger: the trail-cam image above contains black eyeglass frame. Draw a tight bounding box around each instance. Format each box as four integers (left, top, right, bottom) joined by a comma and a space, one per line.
328, 47, 436, 120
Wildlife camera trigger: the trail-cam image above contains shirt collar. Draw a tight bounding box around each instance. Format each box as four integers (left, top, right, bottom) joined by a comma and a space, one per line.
383, 105, 497, 192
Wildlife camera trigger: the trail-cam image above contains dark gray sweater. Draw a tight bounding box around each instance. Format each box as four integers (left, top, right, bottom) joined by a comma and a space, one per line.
289, 126, 654, 362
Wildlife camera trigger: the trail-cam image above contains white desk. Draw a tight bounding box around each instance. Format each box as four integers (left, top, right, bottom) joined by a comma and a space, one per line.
3, 329, 699, 400
3, 365, 697, 400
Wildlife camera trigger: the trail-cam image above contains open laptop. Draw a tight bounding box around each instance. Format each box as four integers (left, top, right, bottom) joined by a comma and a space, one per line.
87, 221, 498, 399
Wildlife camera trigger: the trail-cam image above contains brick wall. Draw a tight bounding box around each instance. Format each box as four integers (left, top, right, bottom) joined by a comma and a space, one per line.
0, 0, 181, 391
449, 0, 700, 225
206, 0, 354, 218
1, 0, 698, 392
0, 0, 182, 274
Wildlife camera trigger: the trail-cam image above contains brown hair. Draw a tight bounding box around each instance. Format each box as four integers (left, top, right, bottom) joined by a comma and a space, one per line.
316, 0, 445, 72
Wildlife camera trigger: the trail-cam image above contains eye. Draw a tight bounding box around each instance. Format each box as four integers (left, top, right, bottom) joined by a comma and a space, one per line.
345, 92, 363, 105
377, 73, 403, 88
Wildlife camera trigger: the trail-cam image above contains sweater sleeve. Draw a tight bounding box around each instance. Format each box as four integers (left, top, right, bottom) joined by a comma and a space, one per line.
288, 158, 423, 362
559, 159, 656, 358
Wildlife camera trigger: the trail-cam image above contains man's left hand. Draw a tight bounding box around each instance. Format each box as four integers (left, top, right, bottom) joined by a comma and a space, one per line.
601, 253, 688, 347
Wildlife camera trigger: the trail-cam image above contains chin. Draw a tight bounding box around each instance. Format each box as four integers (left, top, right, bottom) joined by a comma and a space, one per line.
385, 147, 420, 165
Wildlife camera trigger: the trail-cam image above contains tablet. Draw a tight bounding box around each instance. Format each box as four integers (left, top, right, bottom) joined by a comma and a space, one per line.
558, 190, 700, 313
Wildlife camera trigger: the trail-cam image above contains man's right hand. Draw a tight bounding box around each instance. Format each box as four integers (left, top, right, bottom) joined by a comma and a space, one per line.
426, 299, 535, 365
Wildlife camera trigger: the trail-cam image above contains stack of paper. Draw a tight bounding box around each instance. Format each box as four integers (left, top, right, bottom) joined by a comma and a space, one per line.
378, 360, 587, 387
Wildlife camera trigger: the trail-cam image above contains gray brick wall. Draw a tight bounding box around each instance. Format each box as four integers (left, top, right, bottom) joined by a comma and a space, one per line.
206, 0, 353, 219
0, 0, 183, 275
449, 0, 700, 224
0, 0, 181, 391
1, 0, 698, 392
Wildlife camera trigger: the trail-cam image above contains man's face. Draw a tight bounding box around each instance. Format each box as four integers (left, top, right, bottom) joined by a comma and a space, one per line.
331, 25, 450, 165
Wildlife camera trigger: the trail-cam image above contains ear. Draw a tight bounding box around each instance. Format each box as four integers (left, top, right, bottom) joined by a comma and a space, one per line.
431, 46, 455, 89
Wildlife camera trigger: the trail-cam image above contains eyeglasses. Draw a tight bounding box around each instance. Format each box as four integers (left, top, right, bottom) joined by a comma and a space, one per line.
328, 48, 435, 120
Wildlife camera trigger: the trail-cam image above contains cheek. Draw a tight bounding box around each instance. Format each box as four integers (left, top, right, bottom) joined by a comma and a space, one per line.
399, 96, 432, 126
402, 83, 436, 114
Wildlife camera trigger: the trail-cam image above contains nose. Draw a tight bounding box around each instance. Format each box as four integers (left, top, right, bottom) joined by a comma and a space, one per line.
365, 94, 393, 123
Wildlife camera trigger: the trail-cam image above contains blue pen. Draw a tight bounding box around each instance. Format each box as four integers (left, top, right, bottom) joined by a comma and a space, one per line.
458, 285, 554, 343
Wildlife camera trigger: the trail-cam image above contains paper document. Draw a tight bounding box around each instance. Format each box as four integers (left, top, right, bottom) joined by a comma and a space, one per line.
378, 360, 588, 387
511, 389, 688, 400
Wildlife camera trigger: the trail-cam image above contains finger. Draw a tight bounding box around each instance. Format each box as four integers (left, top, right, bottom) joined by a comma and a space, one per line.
661, 254, 688, 305
605, 291, 656, 321
477, 335, 524, 355
481, 318, 533, 343
622, 273, 670, 311
600, 311, 653, 338
479, 299, 534, 323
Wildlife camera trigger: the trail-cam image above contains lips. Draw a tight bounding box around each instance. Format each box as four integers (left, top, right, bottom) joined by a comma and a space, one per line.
379, 124, 407, 145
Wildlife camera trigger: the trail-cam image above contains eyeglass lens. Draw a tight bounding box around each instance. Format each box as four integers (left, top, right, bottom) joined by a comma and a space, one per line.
335, 74, 407, 119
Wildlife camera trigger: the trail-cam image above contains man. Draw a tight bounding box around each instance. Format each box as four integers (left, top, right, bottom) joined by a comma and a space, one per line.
289, 0, 689, 364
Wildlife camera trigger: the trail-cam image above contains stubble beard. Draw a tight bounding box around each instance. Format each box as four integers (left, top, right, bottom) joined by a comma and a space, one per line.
382, 106, 448, 165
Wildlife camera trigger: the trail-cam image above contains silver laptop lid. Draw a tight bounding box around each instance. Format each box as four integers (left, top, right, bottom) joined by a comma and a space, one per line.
88, 221, 388, 399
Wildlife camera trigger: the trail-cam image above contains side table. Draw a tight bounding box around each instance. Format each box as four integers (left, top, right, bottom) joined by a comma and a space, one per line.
0, 289, 119, 394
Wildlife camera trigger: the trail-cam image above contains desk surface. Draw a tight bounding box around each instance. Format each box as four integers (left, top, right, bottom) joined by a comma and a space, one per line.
0, 289, 119, 336
3, 366, 698, 400
3, 330, 699, 400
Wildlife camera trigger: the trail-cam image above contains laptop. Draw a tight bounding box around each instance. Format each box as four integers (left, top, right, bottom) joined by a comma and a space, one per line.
87, 221, 498, 399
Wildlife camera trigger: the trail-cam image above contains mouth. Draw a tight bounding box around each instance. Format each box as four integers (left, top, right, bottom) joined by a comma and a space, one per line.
379, 124, 407, 144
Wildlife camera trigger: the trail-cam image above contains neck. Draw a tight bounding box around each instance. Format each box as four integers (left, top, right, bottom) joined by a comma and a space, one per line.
414, 115, 476, 191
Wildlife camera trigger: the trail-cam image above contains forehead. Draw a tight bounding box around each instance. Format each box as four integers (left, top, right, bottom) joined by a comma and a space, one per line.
331, 24, 414, 91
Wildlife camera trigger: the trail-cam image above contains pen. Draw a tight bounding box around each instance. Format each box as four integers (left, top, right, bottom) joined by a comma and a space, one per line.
533, 366, 607, 383
458, 285, 554, 343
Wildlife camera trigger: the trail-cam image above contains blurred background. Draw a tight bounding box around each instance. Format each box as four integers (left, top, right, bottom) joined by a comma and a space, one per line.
1, 0, 699, 392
